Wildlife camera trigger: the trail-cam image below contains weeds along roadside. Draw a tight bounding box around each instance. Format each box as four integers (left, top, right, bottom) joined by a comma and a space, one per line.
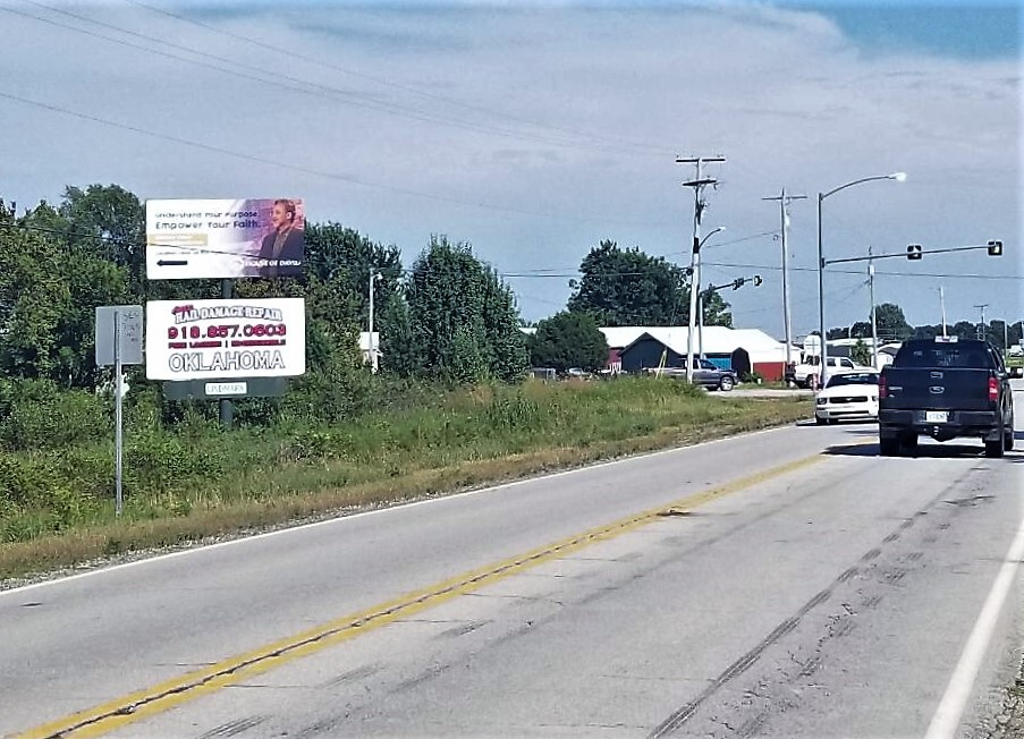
0, 374, 810, 580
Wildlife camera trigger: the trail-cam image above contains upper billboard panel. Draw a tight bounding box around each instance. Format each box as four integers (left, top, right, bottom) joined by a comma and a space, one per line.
146, 198, 305, 280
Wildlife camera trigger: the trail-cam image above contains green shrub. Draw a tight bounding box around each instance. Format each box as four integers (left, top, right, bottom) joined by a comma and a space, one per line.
124, 430, 224, 496
0, 379, 109, 451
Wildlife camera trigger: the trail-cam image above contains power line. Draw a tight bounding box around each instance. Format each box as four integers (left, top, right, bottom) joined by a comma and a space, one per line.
124, 0, 671, 157
9, 2, 659, 157
0, 89, 671, 229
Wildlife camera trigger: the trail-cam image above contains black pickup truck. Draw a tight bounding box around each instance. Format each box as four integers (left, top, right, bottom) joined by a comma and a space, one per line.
878, 337, 1015, 457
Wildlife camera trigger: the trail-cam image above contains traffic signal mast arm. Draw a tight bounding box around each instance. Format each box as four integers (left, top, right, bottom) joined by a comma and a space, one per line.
823, 241, 1003, 266
701, 275, 762, 297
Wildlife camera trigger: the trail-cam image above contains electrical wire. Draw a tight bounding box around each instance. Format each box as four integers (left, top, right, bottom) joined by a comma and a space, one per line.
123, 0, 673, 157
0, 89, 673, 229
10, 2, 664, 157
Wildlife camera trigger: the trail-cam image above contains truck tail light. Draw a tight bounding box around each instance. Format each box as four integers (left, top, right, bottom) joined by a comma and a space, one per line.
989, 376, 999, 402
878, 375, 888, 399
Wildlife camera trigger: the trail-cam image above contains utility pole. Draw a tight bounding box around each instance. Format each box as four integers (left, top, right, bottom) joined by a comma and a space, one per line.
763, 188, 806, 368
974, 304, 989, 341
698, 289, 705, 360
939, 286, 947, 338
678, 154, 725, 382
868, 246, 877, 369
368, 268, 381, 373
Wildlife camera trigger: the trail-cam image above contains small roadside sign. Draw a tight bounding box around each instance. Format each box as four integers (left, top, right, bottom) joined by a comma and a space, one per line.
163, 377, 288, 400
94, 304, 144, 519
95, 305, 144, 366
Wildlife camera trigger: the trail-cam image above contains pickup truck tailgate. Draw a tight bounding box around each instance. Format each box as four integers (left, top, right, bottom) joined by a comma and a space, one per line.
882, 367, 994, 411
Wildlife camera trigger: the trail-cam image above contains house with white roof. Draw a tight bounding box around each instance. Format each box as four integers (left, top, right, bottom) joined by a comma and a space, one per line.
617, 326, 791, 380
522, 324, 792, 380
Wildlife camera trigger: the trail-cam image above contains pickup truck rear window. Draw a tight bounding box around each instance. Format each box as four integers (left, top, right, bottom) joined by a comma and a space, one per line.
892, 343, 993, 369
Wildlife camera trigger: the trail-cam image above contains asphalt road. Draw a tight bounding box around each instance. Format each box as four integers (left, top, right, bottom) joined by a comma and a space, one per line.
3, 382, 1022, 738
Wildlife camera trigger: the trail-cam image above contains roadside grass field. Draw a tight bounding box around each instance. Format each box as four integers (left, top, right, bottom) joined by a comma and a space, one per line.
0, 376, 811, 580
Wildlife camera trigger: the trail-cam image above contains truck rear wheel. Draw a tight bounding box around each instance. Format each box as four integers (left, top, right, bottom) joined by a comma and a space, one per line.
879, 436, 899, 456
985, 438, 1005, 458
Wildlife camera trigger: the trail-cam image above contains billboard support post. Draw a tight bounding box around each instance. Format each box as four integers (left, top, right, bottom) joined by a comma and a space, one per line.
220, 278, 234, 430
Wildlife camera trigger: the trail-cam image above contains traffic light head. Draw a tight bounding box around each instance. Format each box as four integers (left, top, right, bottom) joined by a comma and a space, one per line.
987, 240, 1003, 257
753, 275, 763, 287
731, 278, 743, 290
906, 244, 922, 260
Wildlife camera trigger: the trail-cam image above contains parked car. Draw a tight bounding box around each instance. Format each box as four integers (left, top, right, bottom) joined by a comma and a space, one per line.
814, 371, 880, 425
878, 337, 1014, 457
786, 355, 872, 388
651, 358, 737, 391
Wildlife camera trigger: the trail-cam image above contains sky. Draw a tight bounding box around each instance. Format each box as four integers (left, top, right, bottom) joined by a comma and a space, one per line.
0, 0, 1020, 342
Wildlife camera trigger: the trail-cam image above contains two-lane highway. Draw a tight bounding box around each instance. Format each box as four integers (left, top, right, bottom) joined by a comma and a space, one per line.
3, 383, 1022, 738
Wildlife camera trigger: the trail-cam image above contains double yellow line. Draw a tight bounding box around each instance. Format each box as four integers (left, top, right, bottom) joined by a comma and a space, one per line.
19, 453, 823, 738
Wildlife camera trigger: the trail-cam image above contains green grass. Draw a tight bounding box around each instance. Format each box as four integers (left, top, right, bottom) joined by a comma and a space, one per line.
0, 377, 811, 580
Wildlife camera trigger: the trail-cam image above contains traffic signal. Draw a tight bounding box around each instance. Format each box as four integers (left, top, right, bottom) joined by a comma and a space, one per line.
987, 240, 1003, 256
906, 244, 922, 260
731, 278, 743, 290
753, 275, 763, 287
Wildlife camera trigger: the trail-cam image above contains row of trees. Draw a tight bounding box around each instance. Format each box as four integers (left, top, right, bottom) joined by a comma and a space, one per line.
10, 183, 1006, 389
0, 186, 528, 390
825, 303, 1023, 347
0, 188, 738, 387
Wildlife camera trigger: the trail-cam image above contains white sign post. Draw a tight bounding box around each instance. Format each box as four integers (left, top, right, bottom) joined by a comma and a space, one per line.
95, 305, 144, 518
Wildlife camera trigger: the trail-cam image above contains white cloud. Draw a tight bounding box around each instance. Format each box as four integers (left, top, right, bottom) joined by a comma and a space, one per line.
0, 1, 1018, 332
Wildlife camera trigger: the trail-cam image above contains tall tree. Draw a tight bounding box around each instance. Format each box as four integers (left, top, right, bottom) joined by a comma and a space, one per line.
303, 222, 402, 323
568, 241, 689, 326
528, 311, 609, 373
59, 184, 146, 293
850, 321, 873, 339
404, 236, 526, 383
874, 303, 912, 342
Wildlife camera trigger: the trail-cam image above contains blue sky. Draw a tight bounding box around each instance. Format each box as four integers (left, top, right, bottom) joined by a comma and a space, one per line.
813, 2, 1020, 59
1, 1, 1019, 338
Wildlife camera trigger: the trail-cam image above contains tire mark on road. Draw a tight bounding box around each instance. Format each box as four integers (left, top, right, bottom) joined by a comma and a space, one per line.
648, 466, 982, 738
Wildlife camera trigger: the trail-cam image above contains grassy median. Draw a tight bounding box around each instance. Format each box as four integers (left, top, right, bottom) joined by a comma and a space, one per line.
0, 376, 811, 580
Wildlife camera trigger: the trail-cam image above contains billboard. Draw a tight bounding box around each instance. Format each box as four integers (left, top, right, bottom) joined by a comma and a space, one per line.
146, 198, 305, 280
146, 298, 306, 381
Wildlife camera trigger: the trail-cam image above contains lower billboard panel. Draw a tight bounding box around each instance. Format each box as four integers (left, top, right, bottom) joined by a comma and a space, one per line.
146, 298, 306, 381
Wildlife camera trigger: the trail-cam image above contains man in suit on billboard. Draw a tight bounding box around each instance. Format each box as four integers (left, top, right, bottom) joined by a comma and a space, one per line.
257, 199, 304, 278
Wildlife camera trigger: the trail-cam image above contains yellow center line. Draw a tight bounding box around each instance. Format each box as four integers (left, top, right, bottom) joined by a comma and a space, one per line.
18, 452, 825, 738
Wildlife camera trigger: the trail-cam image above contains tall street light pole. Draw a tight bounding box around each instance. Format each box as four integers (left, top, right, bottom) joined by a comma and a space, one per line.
817, 171, 906, 389
763, 189, 806, 369
679, 155, 725, 383
368, 269, 382, 373
868, 246, 878, 369
695, 226, 726, 360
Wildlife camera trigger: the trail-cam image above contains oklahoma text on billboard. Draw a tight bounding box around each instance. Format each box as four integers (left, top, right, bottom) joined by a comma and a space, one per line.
145, 198, 305, 280
146, 298, 306, 380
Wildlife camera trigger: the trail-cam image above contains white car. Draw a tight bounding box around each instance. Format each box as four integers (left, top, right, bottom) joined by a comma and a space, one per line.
814, 371, 880, 425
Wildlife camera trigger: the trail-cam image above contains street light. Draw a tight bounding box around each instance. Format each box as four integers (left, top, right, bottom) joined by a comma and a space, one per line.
699, 273, 761, 360
368, 269, 382, 373
817, 171, 905, 388
686, 226, 725, 380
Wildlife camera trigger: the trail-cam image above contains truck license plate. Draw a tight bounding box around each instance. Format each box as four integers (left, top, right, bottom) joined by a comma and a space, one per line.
925, 411, 948, 423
